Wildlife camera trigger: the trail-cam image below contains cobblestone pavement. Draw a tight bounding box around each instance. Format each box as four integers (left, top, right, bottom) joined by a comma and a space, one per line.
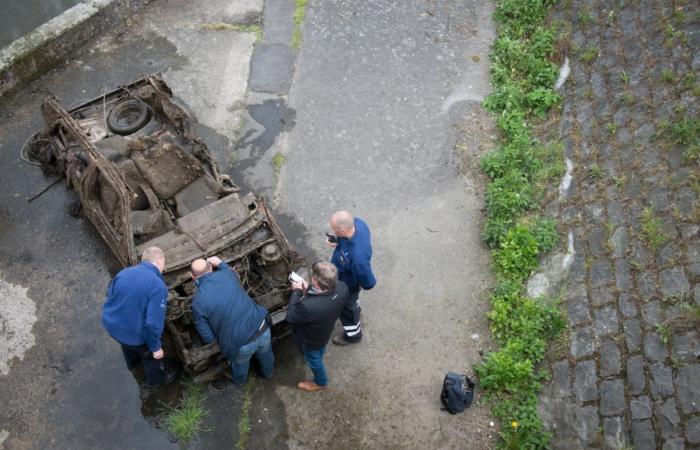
537, 1, 700, 449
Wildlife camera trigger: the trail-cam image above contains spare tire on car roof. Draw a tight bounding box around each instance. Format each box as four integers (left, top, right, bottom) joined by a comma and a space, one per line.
107, 99, 152, 135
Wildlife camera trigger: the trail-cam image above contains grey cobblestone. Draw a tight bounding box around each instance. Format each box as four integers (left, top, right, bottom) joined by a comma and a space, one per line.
627, 355, 646, 396
686, 416, 700, 444
571, 326, 595, 358
649, 363, 674, 399
654, 397, 681, 440
662, 437, 685, 450
537, 2, 700, 447
599, 379, 625, 416
603, 416, 628, 449
641, 301, 662, 328
593, 306, 620, 338
631, 419, 656, 450
552, 360, 571, 399
618, 293, 638, 318
574, 360, 598, 403
630, 396, 653, 420
660, 267, 691, 299
624, 318, 642, 352
676, 364, 700, 414
644, 333, 668, 363
672, 330, 699, 363
597, 341, 620, 379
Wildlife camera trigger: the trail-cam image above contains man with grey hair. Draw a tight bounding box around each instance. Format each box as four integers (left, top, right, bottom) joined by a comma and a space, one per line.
287, 261, 349, 391
190, 256, 274, 385
102, 247, 175, 387
327, 210, 376, 345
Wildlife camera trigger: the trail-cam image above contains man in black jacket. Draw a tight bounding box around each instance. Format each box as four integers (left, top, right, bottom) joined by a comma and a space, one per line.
286, 261, 349, 392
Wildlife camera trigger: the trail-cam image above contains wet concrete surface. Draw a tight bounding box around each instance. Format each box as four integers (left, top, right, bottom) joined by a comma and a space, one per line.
1, 0, 498, 448
1, 0, 84, 48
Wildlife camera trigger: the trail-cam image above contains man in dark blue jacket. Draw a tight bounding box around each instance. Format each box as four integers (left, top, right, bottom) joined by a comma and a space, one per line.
102, 247, 174, 386
328, 210, 376, 345
190, 256, 273, 385
286, 261, 349, 391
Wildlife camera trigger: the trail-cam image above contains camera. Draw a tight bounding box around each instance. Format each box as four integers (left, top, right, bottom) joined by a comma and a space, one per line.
325, 233, 339, 244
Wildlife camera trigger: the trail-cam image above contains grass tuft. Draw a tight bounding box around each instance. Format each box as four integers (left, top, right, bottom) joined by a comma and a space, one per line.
641, 207, 667, 250
291, 0, 308, 51
165, 383, 207, 444
272, 152, 286, 176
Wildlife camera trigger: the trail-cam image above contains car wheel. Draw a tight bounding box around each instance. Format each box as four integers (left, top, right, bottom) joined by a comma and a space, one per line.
107, 99, 152, 135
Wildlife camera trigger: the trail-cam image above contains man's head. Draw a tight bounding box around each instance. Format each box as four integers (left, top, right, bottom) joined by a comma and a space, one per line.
142, 247, 165, 272
310, 260, 338, 292
190, 259, 212, 280
330, 210, 355, 239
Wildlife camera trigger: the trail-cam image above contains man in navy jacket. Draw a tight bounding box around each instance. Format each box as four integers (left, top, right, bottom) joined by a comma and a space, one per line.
190, 256, 273, 385
328, 210, 376, 345
286, 261, 349, 391
102, 247, 174, 386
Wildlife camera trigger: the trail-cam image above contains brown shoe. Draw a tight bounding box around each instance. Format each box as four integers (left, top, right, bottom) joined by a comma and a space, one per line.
332, 334, 361, 346
297, 380, 326, 392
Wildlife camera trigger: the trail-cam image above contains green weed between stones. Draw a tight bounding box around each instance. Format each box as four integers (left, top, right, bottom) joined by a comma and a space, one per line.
641, 207, 667, 250
291, 0, 308, 51
272, 152, 287, 176
165, 382, 208, 444
476, 1, 566, 448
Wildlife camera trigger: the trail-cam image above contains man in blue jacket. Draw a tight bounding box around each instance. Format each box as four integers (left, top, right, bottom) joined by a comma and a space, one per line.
328, 210, 377, 345
102, 247, 174, 387
190, 256, 273, 385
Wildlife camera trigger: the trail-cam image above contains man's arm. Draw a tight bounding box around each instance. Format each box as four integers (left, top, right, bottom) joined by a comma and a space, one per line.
144, 281, 168, 354
191, 298, 217, 344
285, 289, 310, 324
352, 247, 376, 290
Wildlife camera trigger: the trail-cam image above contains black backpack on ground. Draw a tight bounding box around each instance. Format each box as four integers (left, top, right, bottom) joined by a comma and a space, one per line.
440, 372, 475, 414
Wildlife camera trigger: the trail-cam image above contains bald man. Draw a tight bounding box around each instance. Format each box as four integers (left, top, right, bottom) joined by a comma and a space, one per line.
102, 247, 175, 387
328, 210, 376, 345
190, 256, 274, 385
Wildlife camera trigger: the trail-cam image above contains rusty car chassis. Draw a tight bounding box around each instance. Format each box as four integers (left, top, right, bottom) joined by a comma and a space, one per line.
29, 75, 300, 381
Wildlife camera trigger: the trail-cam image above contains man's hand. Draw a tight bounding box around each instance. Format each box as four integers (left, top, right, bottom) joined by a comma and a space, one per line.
152, 348, 164, 359
207, 256, 223, 268
291, 280, 308, 291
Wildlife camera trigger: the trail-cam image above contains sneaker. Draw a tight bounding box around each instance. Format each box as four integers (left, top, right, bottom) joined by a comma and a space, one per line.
331, 334, 361, 346
297, 380, 326, 392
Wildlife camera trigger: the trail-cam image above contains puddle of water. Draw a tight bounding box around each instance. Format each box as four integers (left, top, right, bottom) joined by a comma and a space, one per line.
235, 99, 296, 172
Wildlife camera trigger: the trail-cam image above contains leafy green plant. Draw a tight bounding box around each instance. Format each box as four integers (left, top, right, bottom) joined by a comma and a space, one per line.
641, 207, 667, 250
478, 0, 564, 447
581, 45, 599, 63
655, 323, 671, 345
166, 383, 207, 444
660, 68, 676, 83
606, 122, 620, 135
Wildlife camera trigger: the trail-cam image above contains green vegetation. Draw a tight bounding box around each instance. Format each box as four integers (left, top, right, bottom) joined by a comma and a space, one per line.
165, 383, 208, 444
641, 207, 667, 250
236, 380, 255, 450
581, 45, 599, 63
272, 152, 286, 176
660, 68, 676, 83
199, 22, 263, 42
477, 0, 566, 448
655, 323, 671, 345
291, 0, 308, 51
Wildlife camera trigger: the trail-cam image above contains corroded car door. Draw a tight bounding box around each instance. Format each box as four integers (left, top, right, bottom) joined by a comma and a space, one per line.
79, 159, 137, 267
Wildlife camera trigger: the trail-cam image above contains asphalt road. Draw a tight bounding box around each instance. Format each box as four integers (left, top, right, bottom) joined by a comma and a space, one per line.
0, 0, 497, 448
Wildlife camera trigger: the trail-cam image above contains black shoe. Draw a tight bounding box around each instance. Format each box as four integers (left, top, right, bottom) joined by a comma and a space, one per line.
332, 334, 362, 346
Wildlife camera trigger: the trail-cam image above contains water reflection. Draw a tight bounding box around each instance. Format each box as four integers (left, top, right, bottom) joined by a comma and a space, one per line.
1, 0, 85, 48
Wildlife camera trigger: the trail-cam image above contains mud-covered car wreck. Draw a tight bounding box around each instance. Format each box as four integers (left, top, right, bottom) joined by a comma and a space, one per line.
29, 75, 301, 381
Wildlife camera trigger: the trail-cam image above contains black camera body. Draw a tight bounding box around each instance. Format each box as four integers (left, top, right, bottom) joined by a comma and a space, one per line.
326, 233, 339, 244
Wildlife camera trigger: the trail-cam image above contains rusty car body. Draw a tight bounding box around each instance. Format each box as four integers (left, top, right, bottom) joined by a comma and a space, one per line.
29, 74, 300, 381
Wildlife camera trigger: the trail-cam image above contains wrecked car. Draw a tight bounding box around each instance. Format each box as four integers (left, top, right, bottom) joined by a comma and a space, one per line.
29, 74, 301, 381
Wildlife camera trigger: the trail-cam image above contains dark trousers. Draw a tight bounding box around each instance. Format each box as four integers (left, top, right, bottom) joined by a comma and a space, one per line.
339, 288, 362, 341
120, 342, 167, 386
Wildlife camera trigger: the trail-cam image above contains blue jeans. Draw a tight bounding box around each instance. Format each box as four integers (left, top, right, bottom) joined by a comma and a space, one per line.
119, 342, 168, 386
302, 346, 328, 386
231, 327, 274, 385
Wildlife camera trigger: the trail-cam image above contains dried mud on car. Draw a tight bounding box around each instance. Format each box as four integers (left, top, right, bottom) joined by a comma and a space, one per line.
29, 74, 302, 382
